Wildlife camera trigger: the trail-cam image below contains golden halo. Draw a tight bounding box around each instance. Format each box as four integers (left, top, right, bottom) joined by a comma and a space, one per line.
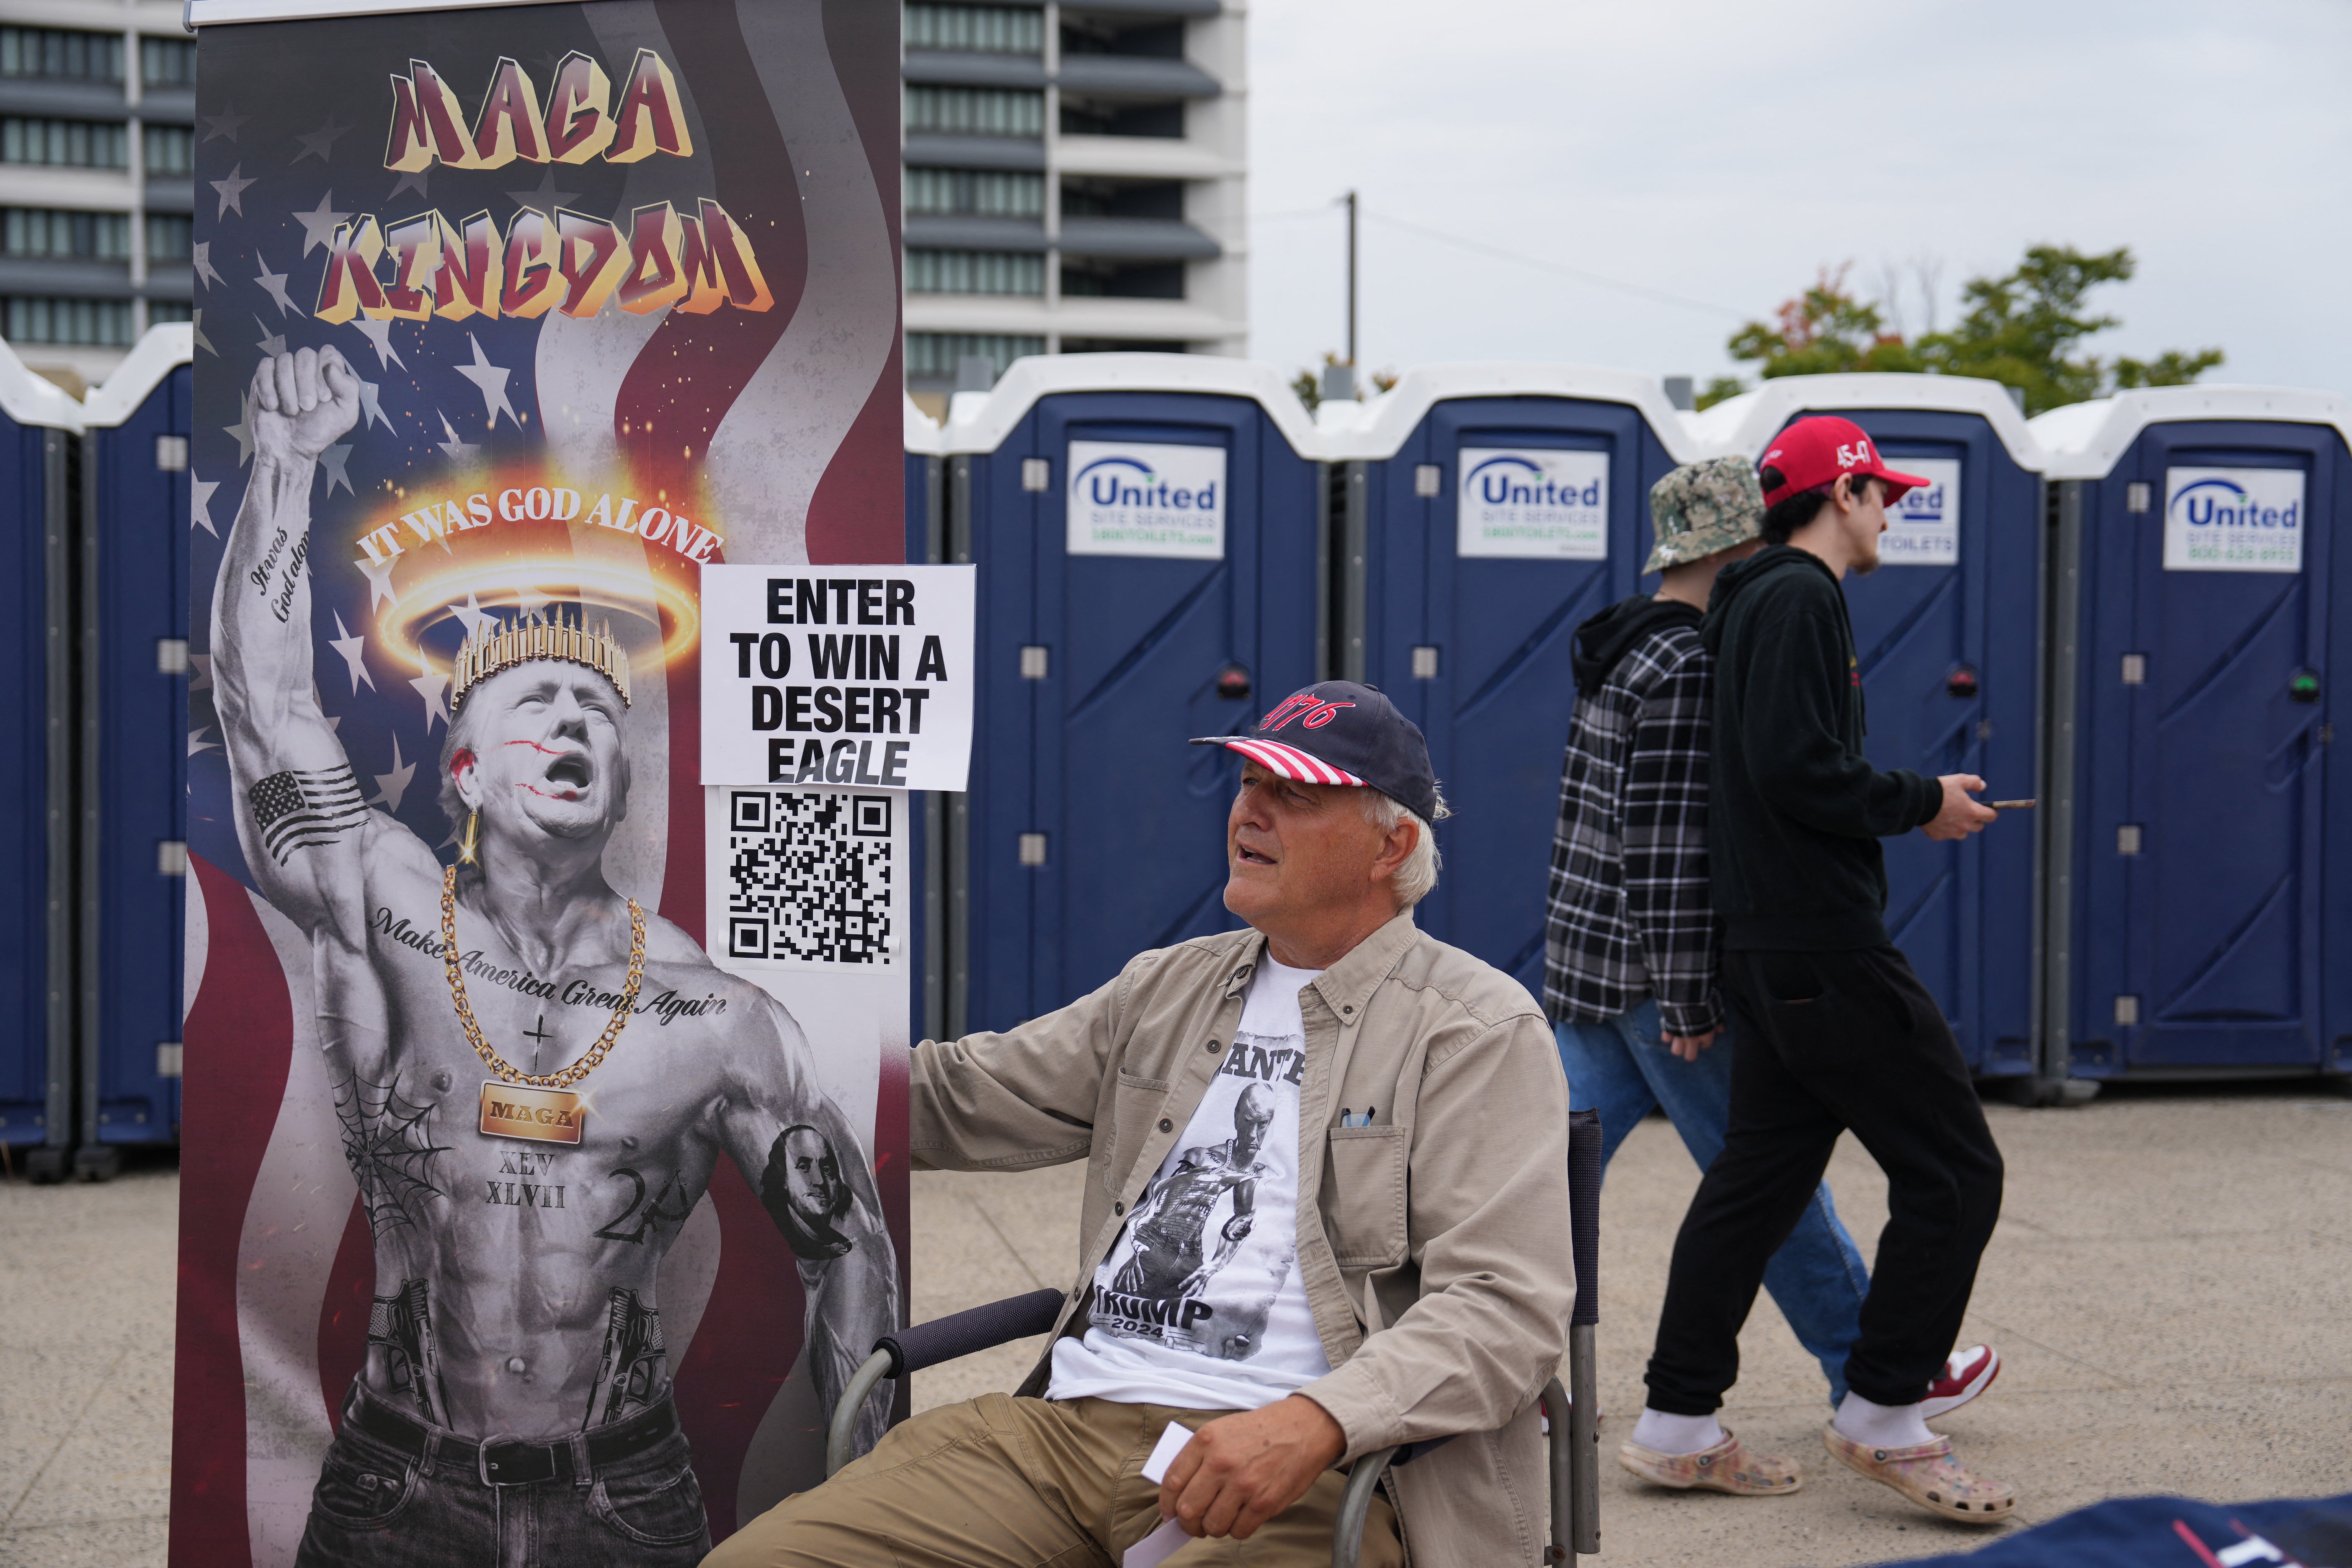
371, 554, 701, 678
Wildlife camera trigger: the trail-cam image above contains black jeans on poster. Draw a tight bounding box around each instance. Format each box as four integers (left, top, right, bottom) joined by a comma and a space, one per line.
1642, 945, 2005, 1414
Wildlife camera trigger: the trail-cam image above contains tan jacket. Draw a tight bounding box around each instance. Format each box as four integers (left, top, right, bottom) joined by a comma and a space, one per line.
912, 910, 1575, 1568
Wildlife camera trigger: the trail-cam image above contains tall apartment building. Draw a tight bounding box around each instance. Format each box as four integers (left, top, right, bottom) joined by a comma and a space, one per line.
0, 0, 193, 393
902, 0, 1246, 414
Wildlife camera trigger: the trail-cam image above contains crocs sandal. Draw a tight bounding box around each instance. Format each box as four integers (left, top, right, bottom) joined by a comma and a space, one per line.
1822, 1424, 2015, 1523
1617, 1429, 1801, 1496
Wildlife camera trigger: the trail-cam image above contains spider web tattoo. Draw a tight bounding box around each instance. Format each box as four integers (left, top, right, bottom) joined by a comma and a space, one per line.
335, 1073, 452, 1233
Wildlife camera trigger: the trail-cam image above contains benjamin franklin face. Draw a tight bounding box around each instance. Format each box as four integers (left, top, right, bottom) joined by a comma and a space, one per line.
452, 661, 631, 844
783, 1125, 845, 1227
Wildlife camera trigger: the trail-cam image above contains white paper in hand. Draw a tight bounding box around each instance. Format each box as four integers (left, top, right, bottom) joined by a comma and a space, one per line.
1122, 1421, 1199, 1568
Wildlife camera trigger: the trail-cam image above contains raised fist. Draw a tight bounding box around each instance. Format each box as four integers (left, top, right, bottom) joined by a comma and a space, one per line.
250, 346, 360, 467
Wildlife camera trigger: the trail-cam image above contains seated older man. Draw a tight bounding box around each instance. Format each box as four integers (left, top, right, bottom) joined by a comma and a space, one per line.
707, 681, 1574, 1568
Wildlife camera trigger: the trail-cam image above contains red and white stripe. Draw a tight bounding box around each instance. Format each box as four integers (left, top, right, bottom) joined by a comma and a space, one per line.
1220, 737, 1368, 788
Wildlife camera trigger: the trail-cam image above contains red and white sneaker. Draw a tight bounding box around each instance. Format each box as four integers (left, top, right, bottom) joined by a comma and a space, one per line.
1918, 1345, 2001, 1420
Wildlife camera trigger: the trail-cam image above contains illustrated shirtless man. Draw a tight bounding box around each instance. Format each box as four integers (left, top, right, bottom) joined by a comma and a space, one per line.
1112, 1083, 1277, 1309
211, 346, 897, 1566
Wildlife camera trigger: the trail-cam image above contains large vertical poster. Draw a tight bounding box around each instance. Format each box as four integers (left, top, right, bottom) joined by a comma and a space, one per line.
171, 4, 906, 1564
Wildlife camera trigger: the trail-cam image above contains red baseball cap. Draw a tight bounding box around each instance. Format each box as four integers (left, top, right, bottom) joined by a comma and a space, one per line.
1757, 416, 1931, 507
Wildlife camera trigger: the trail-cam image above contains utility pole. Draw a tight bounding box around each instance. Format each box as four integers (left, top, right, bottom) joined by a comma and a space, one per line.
1343, 189, 1358, 367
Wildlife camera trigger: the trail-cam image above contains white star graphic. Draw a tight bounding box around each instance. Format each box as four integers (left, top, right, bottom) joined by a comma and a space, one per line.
328, 610, 373, 692
357, 378, 392, 433
453, 335, 519, 430
254, 315, 285, 358
356, 552, 400, 613
505, 169, 582, 214
209, 164, 255, 219
190, 727, 221, 757
191, 474, 220, 535
319, 443, 354, 497
188, 654, 212, 693
292, 191, 353, 257
350, 317, 404, 371
190, 309, 215, 356
388, 168, 428, 203
293, 114, 354, 165
225, 392, 254, 466
374, 734, 417, 812
193, 241, 224, 290
409, 665, 450, 732
449, 591, 498, 643
200, 104, 251, 142
514, 583, 552, 615
254, 253, 298, 317
436, 412, 480, 464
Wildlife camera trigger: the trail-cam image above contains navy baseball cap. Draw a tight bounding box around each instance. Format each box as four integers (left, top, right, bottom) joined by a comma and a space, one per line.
1191, 680, 1441, 821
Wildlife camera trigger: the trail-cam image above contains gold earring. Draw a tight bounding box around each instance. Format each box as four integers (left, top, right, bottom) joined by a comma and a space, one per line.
459, 808, 480, 866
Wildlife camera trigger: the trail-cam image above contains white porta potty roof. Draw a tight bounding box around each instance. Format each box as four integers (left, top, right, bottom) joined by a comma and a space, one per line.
903, 393, 941, 457
2027, 385, 2352, 480
1318, 362, 1699, 465
81, 325, 193, 429
0, 335, 84, 432
1686, 373, 2047, 471
940, 353, 1318, 457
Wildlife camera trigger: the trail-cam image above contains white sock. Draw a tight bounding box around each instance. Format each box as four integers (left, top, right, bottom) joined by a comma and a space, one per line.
1630, 1407, 1725, 1455
1832, 1392, 1934, 1449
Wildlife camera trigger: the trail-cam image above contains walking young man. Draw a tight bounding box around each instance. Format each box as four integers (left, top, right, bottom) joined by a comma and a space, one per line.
1547, 457, 1878, 1418
1626, 419, 2014, 1524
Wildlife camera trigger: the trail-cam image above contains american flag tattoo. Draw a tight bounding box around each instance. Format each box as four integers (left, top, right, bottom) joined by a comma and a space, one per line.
249, 766, 369, 865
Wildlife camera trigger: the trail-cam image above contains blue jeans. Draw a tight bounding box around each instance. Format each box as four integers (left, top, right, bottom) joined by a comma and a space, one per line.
1558, 1001, 1870, 1404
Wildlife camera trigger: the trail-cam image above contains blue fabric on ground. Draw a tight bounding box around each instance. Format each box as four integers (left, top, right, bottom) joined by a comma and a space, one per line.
1863, 1491, 2352, 1567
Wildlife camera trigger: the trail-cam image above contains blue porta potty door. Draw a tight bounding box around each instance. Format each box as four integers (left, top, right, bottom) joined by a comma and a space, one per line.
78, 326, 196, 1164
2033, 387, 2352, 1082
1330, 367, 1690, 997
943, 356, 1323, 1035
0, 343, 80, 1171
1692, 376, 2048, 1078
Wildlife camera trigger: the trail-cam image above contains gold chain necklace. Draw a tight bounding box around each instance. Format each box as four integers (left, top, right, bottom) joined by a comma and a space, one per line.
441, 865, 645, 1089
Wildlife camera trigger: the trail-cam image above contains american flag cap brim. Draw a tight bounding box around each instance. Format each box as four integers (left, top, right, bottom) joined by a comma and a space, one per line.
1189, 735, 1369, 789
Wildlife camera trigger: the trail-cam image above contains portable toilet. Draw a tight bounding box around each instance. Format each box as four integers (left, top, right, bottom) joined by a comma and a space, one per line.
75, 325, 195, 1174
1324, 366, 1692, 997
904, 395, 945, 1043
1689, 375, 2049, 1083
941, 355, 1323, 1035
0, 342, 80, 1179
2032, 386, 2352, 1086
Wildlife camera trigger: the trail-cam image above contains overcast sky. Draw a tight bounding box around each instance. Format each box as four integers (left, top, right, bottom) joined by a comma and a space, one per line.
1245, 0, 2352, 400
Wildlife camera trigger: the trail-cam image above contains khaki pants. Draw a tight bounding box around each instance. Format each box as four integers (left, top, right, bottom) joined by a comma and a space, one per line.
706, 1394, 1401, 1568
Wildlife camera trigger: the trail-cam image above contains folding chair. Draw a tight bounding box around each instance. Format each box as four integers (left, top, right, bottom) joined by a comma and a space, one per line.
826, 1108, 1606, 1564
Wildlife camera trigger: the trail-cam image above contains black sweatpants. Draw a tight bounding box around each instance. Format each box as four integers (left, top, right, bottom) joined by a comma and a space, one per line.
1643, 945, 2004, 1413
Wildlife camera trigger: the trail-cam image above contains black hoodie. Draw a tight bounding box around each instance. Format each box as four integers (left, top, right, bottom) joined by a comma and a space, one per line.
1571, 593, 1702, 699
1698, 545, 1942, 951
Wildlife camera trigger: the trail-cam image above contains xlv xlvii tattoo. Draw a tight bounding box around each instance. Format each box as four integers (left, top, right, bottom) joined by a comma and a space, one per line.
335, 1074, 451, 1234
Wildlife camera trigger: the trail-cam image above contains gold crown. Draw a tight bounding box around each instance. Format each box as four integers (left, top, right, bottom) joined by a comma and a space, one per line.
452, 609, 633, 710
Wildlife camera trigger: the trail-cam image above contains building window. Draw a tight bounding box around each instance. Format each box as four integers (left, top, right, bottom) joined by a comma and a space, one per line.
144, 211, 191, 263
140, 35, 196, 89
2, 296, 137, 346
147, 300, 192, 325
0, 26, 124, 83
1, 118, 130, 170
1, 207, 132, 261
907, 332, 1043, 382
908, 249, 1043, 296
906, 168, 1044, 219
905, 4, 1043, 53
142, 123, 192, 176
904, 86, 1044, 138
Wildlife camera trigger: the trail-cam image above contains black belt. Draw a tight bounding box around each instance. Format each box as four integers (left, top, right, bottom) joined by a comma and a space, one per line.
344, 1390, 683, 1488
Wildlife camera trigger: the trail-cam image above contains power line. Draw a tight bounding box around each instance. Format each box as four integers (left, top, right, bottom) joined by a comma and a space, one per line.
1360, 207, 1749, 321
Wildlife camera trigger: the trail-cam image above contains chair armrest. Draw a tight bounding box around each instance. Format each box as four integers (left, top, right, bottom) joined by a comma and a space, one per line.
825, 1287, 1068, 1479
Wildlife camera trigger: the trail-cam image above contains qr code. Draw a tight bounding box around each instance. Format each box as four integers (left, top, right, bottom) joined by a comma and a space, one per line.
724, 790, 894, 965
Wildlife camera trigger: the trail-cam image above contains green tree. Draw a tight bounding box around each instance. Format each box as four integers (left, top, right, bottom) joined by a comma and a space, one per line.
1703, 245, 2223, 416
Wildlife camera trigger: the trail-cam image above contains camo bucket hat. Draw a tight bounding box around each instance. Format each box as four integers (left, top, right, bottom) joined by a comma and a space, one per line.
1643, 455, 1766, 575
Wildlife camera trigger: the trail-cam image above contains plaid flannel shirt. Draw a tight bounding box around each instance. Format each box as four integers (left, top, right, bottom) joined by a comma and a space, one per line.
1542, 619, 1723, 1037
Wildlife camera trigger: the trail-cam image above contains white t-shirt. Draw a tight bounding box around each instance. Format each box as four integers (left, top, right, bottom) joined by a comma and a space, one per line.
1048, 957, 1336, 1411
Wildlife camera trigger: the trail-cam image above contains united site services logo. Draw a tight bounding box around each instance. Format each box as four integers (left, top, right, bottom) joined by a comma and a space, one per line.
1456, 447, 1610, 560
2163, 466, 2305, 574
1881, 457, 1961, 567
1066, 439, 1227, 561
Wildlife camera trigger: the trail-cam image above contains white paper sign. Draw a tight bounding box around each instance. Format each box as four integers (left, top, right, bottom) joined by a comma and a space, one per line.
1123, 1421, 1201, 1568
699, 564, 975, 792
2164, 466, 2306, 573
1068, 440, 1227, 560
1457, 447, 1610, 559
1880, 458, 1961, 566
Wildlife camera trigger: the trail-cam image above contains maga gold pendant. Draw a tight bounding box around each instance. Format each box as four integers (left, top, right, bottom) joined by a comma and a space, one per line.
479, 1082, 585, 1145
